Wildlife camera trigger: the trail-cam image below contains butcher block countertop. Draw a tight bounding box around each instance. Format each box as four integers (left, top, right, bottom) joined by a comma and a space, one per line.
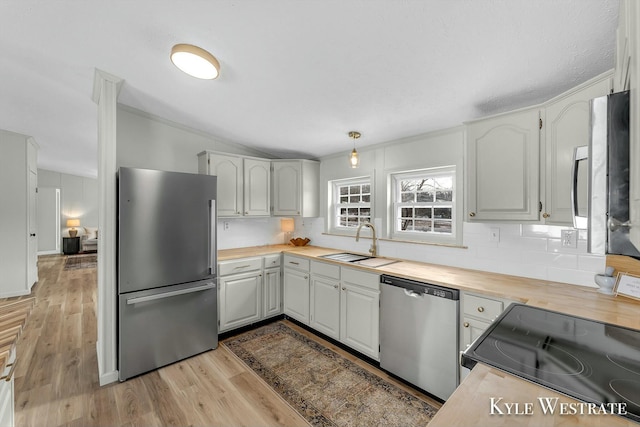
219, 244, 640, 426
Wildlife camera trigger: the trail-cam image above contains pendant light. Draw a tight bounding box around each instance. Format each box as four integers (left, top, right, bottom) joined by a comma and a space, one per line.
348, 131, 361, 168
170, 44, 220, 79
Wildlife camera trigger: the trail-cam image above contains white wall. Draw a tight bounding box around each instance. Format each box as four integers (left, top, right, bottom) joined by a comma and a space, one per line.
38, 169, 98, 239
116, 105, 274, 173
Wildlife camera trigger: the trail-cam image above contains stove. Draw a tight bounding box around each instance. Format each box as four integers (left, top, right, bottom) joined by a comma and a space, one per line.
461, 303, 640, 423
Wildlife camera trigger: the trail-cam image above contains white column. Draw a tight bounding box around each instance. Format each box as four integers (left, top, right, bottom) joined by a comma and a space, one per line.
92, 69, 122, 385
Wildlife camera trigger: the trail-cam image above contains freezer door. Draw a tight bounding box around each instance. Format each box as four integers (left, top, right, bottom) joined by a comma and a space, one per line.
118, 168, 217, 293
118, 279, 218, 381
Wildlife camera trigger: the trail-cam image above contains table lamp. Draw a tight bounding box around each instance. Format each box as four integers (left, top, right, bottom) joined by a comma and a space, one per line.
281, 218, 295, 244
67, 219, 80, 237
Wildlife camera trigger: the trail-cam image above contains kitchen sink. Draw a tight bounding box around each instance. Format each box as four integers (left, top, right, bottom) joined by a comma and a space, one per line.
320, 252, 372, 263
319, 252, 399, 268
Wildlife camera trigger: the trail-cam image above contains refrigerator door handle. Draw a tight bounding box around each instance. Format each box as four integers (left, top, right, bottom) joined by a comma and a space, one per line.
571, 145, 589, 229
209, 199, 217, 276
126, 283, 216, 305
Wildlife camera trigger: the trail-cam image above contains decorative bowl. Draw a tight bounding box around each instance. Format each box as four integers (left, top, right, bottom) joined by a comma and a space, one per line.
290, 237, 311, 246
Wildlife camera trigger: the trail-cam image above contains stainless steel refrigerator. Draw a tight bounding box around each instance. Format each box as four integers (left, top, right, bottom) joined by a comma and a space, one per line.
117, 167, 218, 381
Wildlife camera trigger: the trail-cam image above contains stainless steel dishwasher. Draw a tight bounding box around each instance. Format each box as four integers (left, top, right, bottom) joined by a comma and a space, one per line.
379, 274, 459, 401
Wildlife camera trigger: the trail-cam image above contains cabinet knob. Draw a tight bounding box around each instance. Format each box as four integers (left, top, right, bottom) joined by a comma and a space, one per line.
342, 287, 346, 291
463, 322, 470, 328
334, 284, 338, 289
542, 212, 550, 218
469, 212, 476, 217
477, 306, 485, 313
304, 276, 308, 279
245, 211, 248, 214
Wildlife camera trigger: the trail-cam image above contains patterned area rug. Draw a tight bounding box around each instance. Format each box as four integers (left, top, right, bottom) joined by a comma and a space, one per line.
223, 322, 438, 427
63, 254, 97, 270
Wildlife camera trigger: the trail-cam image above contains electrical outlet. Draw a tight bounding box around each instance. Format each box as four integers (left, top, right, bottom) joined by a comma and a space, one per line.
489, 227, 500, 242
561, 229, 577, 248
223, 221, 230, 230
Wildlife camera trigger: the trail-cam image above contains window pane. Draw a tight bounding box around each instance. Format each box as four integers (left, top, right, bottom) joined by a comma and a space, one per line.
434, 208, 452, 219
348, 208, 359, 216
339, 216, 347, 226
362, 184, 370, 194
339, 207, 347, 215
340, 196, 349, 203
349, 195, 360, 203
401, 192, 414, 203
436, 190, 453, 202
347, 218, 359, 227
361, 208, 370, 216
417, 191, 434, 202
340, 186, 348, 195
349, 185, 360, 195
362, 194, 370, 203
400, 207, 413, 218
415, 208, 431, 218
400, 219, 413, 231
434, 220, 452, 233
415, 220, 432, 232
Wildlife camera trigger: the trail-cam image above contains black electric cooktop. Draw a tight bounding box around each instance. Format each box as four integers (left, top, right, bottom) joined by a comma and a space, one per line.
461, 303, 640, 423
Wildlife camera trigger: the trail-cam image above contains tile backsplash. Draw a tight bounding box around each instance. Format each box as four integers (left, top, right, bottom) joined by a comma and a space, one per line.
296, 218, 604, 288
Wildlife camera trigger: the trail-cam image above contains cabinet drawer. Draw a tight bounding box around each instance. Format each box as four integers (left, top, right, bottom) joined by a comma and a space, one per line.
341, 267, 379, 291
464, 294, 503, 322
263, 254, 281, 268
218, 257, 262, 276
283, 255, 310, 271
310, 261, 340, 280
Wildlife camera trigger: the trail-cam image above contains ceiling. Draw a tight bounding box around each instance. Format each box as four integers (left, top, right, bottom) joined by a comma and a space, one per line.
0, 1, 619, 178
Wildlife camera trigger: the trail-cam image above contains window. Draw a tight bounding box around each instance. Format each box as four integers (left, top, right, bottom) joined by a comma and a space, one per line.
331, 177, 371, 231
391, 167, 456, 241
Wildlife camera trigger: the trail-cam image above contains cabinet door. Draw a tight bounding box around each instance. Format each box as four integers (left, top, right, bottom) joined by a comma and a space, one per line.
272, 161, 301, 216
543, 77, 611, 224
283, 268, 310, 324
467, 108, 540, 221
263, 267, 282, 319
244, 158, 271, 216
219, 271, 261, 331
340, 283, 379, 360
310, 276, 340, 339
208, 154, 243, 217
461, 317, 490, 350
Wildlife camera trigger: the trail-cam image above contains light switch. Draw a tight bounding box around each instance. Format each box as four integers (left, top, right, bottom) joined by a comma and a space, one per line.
489, 227, 500, 242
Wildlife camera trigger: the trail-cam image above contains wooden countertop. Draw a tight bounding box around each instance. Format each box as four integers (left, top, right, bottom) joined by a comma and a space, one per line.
219, 244, 640, 426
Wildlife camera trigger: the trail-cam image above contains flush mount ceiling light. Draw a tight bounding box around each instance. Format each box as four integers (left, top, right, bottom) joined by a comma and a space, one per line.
348, 131, 361, 168
170, 44, 220, 79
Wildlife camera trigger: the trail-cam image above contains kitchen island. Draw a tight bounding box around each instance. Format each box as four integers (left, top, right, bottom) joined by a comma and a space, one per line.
219, 244, 640, 426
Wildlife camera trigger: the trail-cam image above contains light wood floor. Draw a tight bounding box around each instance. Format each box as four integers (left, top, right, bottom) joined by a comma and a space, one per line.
11, 255, 441, 426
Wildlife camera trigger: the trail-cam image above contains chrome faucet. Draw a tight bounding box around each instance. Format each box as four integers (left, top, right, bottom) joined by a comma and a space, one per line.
355, 221, 378, 256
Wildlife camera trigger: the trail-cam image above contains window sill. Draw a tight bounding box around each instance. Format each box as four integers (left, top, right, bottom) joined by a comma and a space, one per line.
321, 232, 467, 250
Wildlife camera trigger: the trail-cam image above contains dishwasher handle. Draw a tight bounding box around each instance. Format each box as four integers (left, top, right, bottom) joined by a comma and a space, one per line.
403, 289, 423, 298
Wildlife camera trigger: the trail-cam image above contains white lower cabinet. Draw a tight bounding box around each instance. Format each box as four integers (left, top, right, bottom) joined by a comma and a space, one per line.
340, 282, 379, 359
310, 261, 341, 340
218, 254, 282, 333
285, 257, 380, 360
460, 292, 513, 380
283, 255, 311, 324
219, 270, 262, 331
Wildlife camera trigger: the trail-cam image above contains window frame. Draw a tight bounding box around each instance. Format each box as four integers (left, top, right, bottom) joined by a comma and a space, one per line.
389, 166, 457, 244
329, 176, 373, 235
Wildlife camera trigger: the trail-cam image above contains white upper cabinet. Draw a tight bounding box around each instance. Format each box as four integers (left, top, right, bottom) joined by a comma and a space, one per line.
615, 0, 632, 92
271, 160, 320, 217
542, 74, 612, 225
198, 151, 271, 217
466, 108, 541, 221
243, 158, 271, 216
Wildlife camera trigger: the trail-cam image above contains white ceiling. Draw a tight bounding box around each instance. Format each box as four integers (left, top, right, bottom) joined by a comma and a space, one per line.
0, 1, 619, 178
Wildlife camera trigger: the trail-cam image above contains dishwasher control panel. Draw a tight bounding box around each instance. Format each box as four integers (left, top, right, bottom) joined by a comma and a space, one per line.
380, 274, 459, 300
